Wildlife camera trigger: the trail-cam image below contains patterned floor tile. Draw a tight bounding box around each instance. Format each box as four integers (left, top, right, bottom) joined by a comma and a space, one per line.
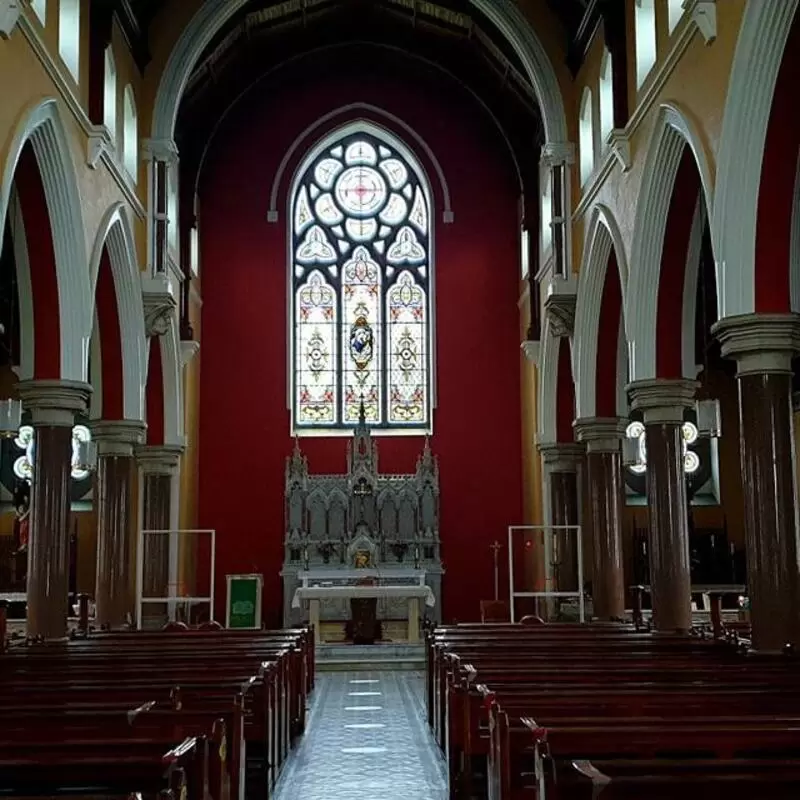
274, 671, 448, 800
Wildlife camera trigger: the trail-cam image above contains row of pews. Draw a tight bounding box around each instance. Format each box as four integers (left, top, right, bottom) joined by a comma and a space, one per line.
426, 621, 800, 799
0, 613, 313, 800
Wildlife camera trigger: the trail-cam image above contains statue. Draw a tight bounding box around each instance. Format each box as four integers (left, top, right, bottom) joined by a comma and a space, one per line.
12, 483, 29, 590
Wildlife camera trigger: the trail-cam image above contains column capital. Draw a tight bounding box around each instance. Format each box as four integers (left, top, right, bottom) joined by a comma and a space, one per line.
136, 443, 184, 475
16, 379, 91, 427
712, 313, 800, 376
573, 417, 627, 453
90, 420, 147, 457
0, 0, 21, 39
541, 141, 576, 167
141, 137, 179, 164
520, 339, 540, 364
538, 442, 584, 471
627, 378, 698, 424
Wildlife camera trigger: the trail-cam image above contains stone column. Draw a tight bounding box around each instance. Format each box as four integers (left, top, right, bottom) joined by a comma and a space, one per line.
90, 420, 146, 629
540, 443, 584, 594
573, 418, 627, 620
137, 445, 183, 627
16, 379, 91, 641
628, 379, 698, 633
713, 314, 800, 652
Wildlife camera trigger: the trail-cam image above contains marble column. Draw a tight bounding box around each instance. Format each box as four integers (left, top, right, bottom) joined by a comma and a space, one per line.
16, 379, 91, 641
90, 420, 146, 629
573, 418, 627, 620
136, 445, 183, 626
713, 314, 800, 652
540, 443, 584, 594
628, 378, 698, 633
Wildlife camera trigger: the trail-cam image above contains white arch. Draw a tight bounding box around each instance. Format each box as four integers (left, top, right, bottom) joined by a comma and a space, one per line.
792, 152, 800, 312
626, 102, 715, 382
0, 98, 91, 382
572, 203, 629, 418
88, 202, 147, 421
712, 0, 799, 318
7, 190, 34, 380
681, 192, 707, 378
270, 106, 451, 222
151, 0, 567, 144
160, 312, 183, 446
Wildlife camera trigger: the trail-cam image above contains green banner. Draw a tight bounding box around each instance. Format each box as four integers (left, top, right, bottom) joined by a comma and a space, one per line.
227, 575, 260, 629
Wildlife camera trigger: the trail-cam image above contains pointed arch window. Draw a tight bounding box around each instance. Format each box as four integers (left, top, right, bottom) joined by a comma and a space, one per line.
579, 88, 595, 186
599, 48, 614, 147
58, 0, 81, 81
122, 85, 138, 182
290, 125, 433, 434
104, 46, 117, 143
31, 0, 46, 25
667, 0, 684, 32
634, 0, 657, 88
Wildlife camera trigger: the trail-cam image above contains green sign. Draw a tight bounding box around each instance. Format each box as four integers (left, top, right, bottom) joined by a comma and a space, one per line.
227, 574, 262, 629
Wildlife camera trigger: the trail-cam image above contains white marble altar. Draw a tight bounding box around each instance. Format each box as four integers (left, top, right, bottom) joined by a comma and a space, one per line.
293, 585, 435, 643
281, 406, 444, 628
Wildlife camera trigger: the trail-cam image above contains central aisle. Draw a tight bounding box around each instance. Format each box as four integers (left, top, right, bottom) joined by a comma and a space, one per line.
273, 671, 448, 800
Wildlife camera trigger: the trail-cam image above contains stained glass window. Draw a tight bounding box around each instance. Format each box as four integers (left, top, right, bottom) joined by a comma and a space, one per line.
291, 128, 432, 433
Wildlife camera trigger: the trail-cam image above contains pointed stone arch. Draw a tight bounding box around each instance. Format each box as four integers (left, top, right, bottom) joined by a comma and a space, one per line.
712, 0, 799, 318
573, 204, 629, 419
626, 103, 715, 382
88, 202, 147, 421
0, 98, 92, 381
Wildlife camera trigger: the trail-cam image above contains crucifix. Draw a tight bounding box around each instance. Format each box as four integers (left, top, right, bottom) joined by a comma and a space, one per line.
490, 541, 503, 601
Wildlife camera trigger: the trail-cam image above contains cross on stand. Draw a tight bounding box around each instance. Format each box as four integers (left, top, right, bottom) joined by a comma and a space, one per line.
490, 540, 503, 602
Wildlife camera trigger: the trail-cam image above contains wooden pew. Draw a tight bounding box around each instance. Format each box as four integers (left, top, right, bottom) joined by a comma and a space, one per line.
0, 626, 311, 800
428, 623, 800, 799
0, 734, 202, 800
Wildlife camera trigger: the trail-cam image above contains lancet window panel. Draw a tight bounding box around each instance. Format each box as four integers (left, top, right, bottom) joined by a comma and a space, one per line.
291, 128, 433, 433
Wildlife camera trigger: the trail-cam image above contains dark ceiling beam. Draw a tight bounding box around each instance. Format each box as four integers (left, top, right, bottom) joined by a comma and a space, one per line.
113, 0, 154, 74
88, 0, 114, 125
566, 0, 601, 77
600, 0, 630, 129
563, 0, 629, 127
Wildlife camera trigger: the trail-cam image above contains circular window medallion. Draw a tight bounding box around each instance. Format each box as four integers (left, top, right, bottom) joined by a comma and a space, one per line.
335, 166, 387, 217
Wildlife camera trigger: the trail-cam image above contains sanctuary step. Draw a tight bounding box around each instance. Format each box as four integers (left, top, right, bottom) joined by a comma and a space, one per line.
316, 642, 425, 672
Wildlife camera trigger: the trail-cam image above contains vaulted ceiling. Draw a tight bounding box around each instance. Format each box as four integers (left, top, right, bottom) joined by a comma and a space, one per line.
115, 0, 601, 205
171, 0, 558, 205
120, 0, 595, 74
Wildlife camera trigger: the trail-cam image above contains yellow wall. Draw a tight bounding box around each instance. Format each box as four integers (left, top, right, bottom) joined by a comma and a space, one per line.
0, 4, 148, 274
573, 0, 746, 264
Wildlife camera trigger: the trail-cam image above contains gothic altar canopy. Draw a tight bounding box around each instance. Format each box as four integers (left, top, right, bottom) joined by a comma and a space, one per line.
281, 405, 443, 626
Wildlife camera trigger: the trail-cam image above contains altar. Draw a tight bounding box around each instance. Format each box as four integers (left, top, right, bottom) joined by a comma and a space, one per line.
292, 583, 435, 643
281, 405, 444, 638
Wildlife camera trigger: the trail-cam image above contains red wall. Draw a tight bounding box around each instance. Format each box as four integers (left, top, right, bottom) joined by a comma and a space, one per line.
197, 54, 523, 625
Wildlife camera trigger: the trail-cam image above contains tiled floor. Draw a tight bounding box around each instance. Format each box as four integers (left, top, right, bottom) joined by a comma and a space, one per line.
273, 671, 448, 800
